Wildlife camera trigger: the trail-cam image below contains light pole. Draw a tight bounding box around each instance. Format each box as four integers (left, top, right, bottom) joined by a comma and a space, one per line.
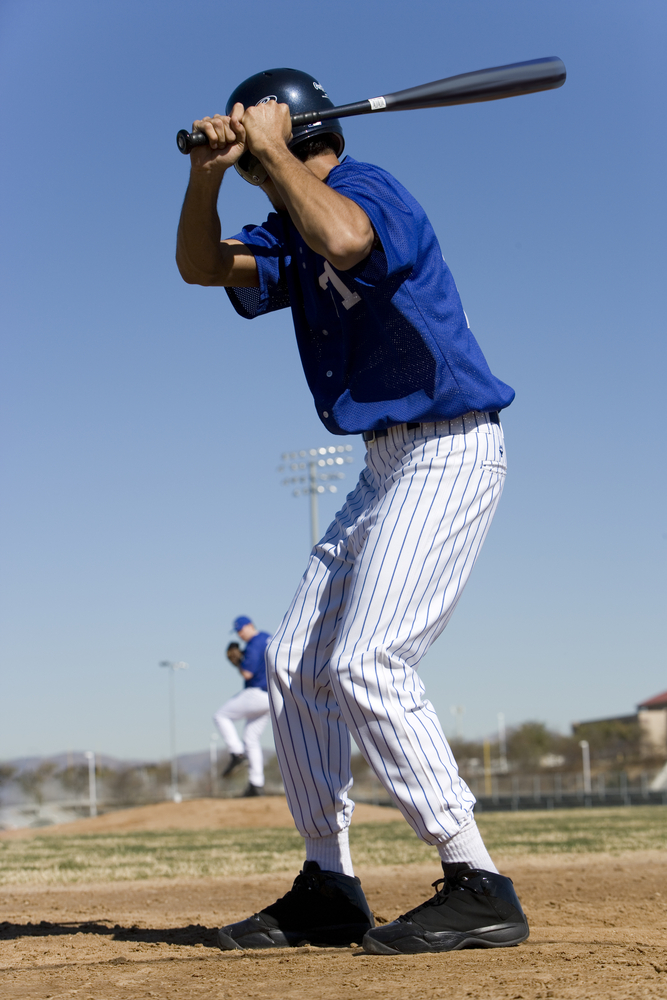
278, 445, 354, 548
84, 750, 97, 817
497, 712, 508, 772
450, 705, 465, 740
209, 732, 219, 796
579, 739, 592, 805
159, 660, 189, 803
483, 739, 492, 796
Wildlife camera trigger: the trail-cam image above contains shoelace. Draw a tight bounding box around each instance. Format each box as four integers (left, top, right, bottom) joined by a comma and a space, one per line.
403, 871, 478, 918
288, 869, 326, 897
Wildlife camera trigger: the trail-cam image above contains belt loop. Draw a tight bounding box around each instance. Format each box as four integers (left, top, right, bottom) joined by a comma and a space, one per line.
362, 428, 389, 442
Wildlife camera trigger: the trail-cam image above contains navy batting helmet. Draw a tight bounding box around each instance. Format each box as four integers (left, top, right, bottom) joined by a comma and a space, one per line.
226, 68, 344, 185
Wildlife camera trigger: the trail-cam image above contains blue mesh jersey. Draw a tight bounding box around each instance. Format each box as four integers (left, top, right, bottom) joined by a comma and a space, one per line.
226, 156, 514, 435
242, 631, 269, 691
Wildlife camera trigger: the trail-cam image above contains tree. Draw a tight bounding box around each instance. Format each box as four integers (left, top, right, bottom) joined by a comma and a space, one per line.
0, 764, 15, 787
15, 762, 58, 810
57, 764, 90, 798
0, 764, 16, 805
572, 718, 642, 762
102, 766, 145, 806
506, 722, 557, 769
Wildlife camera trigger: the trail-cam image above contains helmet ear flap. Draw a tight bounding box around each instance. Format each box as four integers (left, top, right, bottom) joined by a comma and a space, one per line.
234, 151, 269, 186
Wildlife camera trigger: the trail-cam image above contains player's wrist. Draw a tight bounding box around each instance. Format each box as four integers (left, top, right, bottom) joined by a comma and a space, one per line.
252, 140, 293, 172
189, 160, 229, 184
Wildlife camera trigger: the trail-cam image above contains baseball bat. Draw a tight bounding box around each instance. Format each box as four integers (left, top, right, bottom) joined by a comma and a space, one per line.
176, 56, 566, 154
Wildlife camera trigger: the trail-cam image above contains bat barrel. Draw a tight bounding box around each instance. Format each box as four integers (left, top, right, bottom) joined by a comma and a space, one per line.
382, 57, 566, 112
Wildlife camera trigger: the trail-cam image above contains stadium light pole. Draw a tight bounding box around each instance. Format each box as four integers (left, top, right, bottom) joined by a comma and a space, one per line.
84, 750, 97, 817
278, 444, 354, 548
497, 712, 508, 772
579, 739, 592, 804
450, 705, 465, 740
159, 660, 189, 803
209, 732, 219, 796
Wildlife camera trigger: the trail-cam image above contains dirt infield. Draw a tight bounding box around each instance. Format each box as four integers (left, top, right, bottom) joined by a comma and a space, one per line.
1, 854, 666, 999
1, 801, 666, 998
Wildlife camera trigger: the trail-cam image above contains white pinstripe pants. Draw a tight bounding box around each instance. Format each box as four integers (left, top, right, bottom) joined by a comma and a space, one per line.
214, 688, 271, 787
266, 412, 507, 847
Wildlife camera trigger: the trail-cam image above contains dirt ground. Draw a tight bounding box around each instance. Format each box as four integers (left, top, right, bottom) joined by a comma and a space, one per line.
1, 801, 666, 999
2, 854, 667, 999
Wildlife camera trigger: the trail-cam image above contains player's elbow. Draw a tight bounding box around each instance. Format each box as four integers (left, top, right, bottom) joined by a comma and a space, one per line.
176, 254, 222, 286
325, 229, 374, 272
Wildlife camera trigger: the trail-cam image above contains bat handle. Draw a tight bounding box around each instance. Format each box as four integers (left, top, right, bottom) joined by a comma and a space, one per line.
176, 129, 210, 154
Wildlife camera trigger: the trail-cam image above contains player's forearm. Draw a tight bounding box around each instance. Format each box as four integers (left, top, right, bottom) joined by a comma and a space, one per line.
176, 171, 230, 285
262, 147, 373, 270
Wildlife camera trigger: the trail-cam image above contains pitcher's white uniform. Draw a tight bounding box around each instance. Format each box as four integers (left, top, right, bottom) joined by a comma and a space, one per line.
214, 628, 271, 789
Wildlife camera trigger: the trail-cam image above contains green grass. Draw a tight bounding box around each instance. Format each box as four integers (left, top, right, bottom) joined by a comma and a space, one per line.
1, 807, 665, 886
476, 805, 667, 856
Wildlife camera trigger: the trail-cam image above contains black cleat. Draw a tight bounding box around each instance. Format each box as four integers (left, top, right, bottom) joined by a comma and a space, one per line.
217, 861, 374, 950
362, 862, 529, 955
221, 752, 246, 778
241, 783, 264, 797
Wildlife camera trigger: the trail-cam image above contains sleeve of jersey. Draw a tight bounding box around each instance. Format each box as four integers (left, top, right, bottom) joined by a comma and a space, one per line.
242, 637, 267, 681
224, 213, 291, 319
326, 164, 419, 284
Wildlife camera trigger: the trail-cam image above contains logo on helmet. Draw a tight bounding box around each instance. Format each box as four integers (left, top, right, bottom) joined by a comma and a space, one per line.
312, 81, 328, 97
256, 95, 278, 105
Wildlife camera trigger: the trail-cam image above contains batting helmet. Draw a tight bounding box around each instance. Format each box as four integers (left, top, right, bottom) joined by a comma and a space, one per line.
225, 68, 345, 185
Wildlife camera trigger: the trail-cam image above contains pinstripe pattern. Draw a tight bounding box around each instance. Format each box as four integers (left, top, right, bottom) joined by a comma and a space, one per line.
266, 412, 507, 847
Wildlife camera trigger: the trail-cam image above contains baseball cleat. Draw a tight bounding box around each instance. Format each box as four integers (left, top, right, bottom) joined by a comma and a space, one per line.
221, 752, 246, 778
217, 861, 374, 950
362, 862, 529, 955
241, 783, 264, 797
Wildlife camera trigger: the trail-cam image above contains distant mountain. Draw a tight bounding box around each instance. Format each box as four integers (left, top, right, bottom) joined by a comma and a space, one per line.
1, 748, 273, 776
2, 752, 151, 774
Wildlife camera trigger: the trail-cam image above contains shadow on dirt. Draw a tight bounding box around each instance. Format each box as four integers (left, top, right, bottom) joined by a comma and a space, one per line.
0, 920, 220, 947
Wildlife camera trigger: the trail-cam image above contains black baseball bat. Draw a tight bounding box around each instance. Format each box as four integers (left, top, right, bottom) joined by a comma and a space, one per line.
176, 56, 565, 154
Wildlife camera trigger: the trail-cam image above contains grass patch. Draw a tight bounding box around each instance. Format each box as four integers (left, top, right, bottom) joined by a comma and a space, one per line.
476, 805, 667, 856
1, 806, 665, 885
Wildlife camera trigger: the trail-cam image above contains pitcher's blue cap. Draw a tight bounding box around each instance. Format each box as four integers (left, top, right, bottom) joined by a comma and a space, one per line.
233, 615, 252, 632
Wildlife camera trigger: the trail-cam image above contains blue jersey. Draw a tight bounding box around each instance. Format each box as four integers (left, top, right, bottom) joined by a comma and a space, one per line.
226, 156, 514, 434
242, 631, 269, 691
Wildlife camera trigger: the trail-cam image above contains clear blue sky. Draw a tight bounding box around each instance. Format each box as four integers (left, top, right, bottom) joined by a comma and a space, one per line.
1, 0, 665, 762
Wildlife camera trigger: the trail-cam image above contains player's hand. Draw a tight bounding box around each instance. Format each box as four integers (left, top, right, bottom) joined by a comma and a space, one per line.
189, 104, 247, 173
241, 100, 292, 160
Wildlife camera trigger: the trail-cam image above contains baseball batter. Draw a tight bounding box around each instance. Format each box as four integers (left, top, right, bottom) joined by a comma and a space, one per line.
177, 68, 528, 955
214, 617, 271, 796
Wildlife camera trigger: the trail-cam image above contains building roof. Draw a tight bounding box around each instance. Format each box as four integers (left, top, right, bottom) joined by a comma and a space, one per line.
637, 690, 667, 710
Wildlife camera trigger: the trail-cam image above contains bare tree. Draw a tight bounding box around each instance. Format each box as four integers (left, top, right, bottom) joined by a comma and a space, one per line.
16, 762, 58, 814
57, 764, 90, 798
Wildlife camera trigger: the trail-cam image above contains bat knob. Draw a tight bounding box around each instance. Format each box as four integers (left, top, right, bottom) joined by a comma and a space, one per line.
176, 129, 209, 154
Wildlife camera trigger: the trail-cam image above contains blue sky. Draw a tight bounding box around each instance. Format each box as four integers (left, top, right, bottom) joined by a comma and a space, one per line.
1, 0, 665, 762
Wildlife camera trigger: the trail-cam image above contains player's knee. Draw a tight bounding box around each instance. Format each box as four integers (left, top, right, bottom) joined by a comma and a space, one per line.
329, 645, 396, 695
265, 635, 287, 682
329, 648, 369, 687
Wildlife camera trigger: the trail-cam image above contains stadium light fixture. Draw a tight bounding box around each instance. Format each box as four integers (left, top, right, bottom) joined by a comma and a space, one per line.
277, 444, 354, 548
